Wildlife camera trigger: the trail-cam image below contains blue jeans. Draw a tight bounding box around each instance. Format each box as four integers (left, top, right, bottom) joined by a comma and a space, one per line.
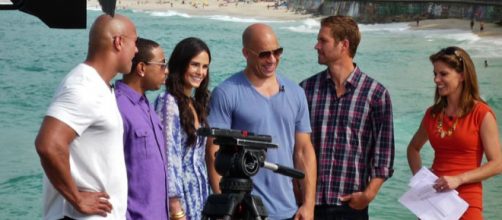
314, 204, 368, 220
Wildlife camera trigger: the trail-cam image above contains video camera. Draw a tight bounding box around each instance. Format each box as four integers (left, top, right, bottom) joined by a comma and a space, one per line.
198, 127, 275, 179
198, 128, 304, 180
198, 128, 304, 220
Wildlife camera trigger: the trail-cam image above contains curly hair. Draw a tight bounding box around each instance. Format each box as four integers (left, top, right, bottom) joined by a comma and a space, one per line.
166, 37, 211, 146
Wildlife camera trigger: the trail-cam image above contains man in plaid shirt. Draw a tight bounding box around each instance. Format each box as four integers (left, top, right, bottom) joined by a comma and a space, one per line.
300, 16, 395, 220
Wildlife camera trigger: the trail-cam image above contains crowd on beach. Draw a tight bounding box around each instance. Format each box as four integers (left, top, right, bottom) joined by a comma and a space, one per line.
87, 0, 310, 20
34, 12, 502, 220
88, 0, 502, 37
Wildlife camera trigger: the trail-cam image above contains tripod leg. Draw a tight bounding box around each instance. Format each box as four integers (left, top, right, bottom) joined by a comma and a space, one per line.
242, 194, 268, 220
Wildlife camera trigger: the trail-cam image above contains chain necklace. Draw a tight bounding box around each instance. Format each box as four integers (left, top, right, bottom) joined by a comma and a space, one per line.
436, 109, 459, 138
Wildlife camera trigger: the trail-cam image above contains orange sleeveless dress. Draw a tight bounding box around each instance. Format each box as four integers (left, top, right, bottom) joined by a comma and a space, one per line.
423, 102, 494, 220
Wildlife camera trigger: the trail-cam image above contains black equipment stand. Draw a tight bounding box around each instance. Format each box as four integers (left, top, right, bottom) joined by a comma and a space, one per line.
198, 128, 304, 220
201, 177, 267, 220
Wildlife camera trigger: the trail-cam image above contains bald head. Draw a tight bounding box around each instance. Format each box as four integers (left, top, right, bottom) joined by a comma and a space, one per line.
241, 23, 282, 79
85, 14, 138, 81
242, 23, 278, 49
88, 14, 137, 54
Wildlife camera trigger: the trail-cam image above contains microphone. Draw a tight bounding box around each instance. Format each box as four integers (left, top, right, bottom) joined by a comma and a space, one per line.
279, 85, 285, 92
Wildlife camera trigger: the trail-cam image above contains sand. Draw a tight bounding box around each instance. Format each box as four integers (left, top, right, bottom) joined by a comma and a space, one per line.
87, 0, 313, 21
410, 18, 502, 38
86, 0, 502, 38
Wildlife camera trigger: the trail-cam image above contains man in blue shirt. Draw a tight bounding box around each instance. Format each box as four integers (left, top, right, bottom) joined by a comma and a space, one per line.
206, 23, 317, 220
115, 37, 169, 219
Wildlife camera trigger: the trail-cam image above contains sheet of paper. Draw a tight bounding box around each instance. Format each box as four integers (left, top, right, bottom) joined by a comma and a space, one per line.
399, 167, 468, 220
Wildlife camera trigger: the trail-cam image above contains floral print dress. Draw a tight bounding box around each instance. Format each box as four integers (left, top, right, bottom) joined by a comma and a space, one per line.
155, 92, 209, 220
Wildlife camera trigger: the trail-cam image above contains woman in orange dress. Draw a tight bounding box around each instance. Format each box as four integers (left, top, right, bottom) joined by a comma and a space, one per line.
407, 46, 502, 219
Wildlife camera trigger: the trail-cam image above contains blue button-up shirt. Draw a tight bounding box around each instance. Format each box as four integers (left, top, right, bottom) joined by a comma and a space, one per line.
115, 80, 169, 219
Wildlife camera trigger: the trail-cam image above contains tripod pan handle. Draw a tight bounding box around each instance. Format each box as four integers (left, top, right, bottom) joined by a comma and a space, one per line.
262, 161, 305, 179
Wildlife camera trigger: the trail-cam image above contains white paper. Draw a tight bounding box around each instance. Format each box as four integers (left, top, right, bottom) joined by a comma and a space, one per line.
399, 167, 468, 220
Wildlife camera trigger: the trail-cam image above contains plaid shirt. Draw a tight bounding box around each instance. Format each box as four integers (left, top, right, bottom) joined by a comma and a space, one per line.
300, 66, 394, 205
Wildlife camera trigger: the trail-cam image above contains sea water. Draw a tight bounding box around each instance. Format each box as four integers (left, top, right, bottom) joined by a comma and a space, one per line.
0, 9, 501, 219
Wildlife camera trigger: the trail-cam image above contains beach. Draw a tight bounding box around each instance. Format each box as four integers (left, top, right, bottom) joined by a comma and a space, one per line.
86, 0, 502, 38
87, 0, 312, 20
2, 5, 502, 219
411, 18, 502, 38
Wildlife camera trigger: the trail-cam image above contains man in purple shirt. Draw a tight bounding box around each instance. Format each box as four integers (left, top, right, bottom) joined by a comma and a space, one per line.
115, 37, 169, 219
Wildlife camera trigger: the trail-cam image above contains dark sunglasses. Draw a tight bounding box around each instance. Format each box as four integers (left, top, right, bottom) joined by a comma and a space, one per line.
248, 47, 284, 59
440, 47, 463, 64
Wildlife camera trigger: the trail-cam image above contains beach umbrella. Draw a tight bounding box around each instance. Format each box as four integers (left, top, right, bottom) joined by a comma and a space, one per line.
0, 0, 117, 29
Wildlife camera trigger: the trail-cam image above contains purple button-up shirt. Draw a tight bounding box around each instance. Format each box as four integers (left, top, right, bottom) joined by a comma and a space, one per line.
115, 80, 168, 220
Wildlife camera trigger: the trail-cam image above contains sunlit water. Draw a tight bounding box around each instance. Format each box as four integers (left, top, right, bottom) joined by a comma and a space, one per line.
1, 8, 501, 219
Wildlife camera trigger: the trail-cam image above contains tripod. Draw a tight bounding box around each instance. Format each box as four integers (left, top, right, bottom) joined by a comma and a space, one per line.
202, 177, 267, 220
198, 128, 304, 220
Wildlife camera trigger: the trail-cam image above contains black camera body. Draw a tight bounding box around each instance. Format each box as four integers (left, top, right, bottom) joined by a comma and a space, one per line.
198, 127, 304, 220
198, 128, 277, 179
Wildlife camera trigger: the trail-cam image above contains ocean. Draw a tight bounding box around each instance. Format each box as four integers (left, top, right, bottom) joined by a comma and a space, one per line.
0, 8, 501, 219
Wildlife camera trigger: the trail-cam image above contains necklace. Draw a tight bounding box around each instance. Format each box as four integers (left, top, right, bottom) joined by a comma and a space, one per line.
436, 109, 459, 138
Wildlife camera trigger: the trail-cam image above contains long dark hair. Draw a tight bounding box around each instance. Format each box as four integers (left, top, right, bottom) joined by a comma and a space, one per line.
166, 37, 211, 146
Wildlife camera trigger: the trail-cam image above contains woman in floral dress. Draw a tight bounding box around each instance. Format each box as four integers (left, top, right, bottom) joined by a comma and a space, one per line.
156, 37, 211, 220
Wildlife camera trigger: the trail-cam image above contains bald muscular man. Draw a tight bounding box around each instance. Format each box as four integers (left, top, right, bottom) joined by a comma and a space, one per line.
35, 14, 138, 219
